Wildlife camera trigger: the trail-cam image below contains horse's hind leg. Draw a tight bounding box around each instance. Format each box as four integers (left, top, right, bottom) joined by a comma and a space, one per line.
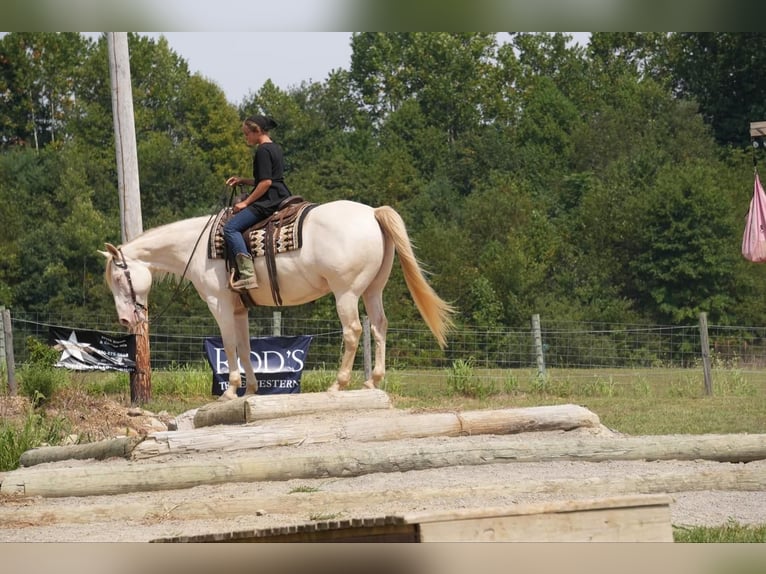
328, 292, 362, 391
362, 288, 388, 389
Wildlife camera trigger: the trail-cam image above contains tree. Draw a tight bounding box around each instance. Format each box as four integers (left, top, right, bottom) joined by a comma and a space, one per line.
0, 32, 91, 149
665, 33, 766, 147
627, 161, 741, 323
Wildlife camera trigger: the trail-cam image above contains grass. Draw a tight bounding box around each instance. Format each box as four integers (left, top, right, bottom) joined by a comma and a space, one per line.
0, 407, 70, 471
673, 521, 766, 542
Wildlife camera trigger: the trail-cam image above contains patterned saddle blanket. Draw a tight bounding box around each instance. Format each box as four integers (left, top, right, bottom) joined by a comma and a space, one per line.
208, 197, 316, 260
208, 197, 317, 306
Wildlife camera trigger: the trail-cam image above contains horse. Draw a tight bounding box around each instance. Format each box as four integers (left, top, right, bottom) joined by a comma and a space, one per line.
101, 200, 455, 399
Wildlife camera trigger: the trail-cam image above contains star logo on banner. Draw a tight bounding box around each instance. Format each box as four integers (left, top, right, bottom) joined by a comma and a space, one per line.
54, 331, 99, 366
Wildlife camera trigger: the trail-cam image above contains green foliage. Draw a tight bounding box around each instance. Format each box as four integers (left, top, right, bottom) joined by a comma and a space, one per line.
25, 335, 58, 366
446, 357, 497, 398
18, 336, 67, 406
300, 368, 338, 393
0, 408, 70, 471
674, 520, 766, 543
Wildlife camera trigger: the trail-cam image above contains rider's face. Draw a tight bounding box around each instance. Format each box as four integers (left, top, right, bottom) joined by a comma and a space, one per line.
242, 124, 260, 145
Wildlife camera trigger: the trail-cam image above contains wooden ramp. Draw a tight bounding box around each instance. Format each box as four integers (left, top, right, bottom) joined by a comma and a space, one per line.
150, 494, 673, 543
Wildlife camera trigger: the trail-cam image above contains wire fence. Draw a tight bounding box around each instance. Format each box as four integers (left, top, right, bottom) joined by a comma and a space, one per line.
5, 309, 766, 392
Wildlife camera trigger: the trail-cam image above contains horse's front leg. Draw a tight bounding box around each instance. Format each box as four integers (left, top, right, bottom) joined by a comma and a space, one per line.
220, 332, 243, 401
233, 307, 258, 395
208, 298, 247, 401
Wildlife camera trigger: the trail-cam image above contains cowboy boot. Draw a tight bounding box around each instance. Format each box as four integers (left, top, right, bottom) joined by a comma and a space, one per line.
231, 253, 258, 291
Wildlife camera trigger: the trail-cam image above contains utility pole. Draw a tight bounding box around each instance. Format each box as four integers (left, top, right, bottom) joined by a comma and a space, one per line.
108, 32, 150, 405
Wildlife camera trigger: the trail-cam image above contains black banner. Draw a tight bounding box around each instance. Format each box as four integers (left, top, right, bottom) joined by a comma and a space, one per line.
49, 328, 136, 372
203, 335, 312, 396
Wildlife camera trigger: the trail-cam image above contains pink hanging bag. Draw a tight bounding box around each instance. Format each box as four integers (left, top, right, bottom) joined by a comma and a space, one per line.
742, 171, 766, 262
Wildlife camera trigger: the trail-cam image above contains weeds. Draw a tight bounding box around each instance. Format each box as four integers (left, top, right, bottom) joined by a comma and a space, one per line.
289, 485, 321, 494
674, 520, 766, 542
17, 336, 68, 407
0, 408, 70, 471
446, 358, 497, 398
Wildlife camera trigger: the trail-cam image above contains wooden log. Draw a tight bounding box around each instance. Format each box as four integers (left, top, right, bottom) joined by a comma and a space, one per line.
2, 464, 763, 526
2, 433, 765, 498
134, 404, 600, 459
192, 398, 249, 427
18, 436, 143, 467
193, 389, 393, 428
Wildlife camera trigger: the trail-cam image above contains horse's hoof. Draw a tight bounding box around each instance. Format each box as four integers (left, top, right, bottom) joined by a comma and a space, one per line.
362, 380, 376, 389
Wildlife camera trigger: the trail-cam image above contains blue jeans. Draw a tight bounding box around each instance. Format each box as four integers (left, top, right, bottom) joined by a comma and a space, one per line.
223, 206, 268, 257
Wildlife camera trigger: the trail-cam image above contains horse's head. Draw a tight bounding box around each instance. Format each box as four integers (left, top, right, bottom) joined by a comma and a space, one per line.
100, 243, 152, 329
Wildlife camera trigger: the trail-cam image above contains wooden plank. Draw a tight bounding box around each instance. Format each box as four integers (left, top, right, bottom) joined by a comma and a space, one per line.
4, 433, 765, 498
150, 496, 673, 543
151, 516, 416, 543
751, 121, 766, 137
413, 495, 673, 542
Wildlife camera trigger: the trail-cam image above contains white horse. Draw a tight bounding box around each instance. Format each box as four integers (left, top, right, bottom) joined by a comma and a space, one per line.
102, 200, 455, 399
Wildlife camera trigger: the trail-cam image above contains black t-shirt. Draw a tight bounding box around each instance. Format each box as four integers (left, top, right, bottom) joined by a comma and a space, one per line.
251, 142, 291, 210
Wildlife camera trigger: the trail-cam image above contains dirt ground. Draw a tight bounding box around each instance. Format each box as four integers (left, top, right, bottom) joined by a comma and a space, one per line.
1, 393, 765, 542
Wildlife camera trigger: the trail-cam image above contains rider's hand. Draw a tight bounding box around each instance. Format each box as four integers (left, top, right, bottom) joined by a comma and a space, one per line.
226, 176, 240, 186
232, 200, 249, 213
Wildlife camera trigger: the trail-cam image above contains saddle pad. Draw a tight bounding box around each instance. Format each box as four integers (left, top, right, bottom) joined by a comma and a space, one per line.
208, 202, 316, 260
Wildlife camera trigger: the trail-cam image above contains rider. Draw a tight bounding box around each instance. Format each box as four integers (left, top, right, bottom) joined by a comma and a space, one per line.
224, 115, 291, 291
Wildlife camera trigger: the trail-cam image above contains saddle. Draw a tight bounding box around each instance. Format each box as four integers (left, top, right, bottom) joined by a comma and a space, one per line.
208, 196, 317, 306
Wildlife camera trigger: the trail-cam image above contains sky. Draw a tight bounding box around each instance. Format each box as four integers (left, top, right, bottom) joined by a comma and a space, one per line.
139, 32, 355, 105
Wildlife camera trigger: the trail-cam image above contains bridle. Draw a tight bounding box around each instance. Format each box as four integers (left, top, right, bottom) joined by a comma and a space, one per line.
113, 247, 148, 324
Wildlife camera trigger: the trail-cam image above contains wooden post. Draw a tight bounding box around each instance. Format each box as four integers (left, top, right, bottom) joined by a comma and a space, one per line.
2, 307, 16, 396
272, 311, 281, 337
108, 32, 149, 405
750, 121, 766, 138
363, 315, 371, 381
131, 316, 151, 405
108, 32, 143, 241
698, 312, 713, 396
531, 314, 546, 379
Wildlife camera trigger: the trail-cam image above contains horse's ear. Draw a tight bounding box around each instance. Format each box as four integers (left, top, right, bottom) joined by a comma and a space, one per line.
103, 243, 120, 258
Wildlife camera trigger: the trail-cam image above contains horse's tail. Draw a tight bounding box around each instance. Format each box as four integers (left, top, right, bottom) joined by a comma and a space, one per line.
374, 206, 455, 349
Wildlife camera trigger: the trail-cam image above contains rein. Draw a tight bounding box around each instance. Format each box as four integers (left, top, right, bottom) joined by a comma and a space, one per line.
115, 211, 217, 326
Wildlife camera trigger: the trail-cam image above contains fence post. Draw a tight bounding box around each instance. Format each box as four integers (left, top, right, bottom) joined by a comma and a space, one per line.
698, 312, 713, 396
531, 314, 546, 379
362, 316, 372, 382
2, 307, 17, 396
130, 314, 151, 405
272, 311, 282, 337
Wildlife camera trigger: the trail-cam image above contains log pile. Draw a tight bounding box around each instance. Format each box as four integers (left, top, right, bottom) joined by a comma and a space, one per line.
2, 389, 765, 500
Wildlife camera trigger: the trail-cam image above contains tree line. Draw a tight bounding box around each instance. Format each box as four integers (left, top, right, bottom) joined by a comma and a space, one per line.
2, 32, 766, 332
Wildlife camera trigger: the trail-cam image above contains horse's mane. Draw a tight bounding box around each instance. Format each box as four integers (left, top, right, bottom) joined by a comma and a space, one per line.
104, 215, 211, 289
